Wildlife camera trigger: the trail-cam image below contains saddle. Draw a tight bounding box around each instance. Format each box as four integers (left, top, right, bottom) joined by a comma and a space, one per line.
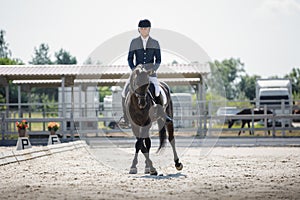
124, 82, 167, 106
148, 83, 167, 106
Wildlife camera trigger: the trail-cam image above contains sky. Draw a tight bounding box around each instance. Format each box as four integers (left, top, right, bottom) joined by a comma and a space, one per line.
1, 0, 300, 78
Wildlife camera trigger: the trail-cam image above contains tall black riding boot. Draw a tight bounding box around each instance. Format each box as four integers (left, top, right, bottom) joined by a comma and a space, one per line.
154, 96, 162, 106
119, 97, 129, 127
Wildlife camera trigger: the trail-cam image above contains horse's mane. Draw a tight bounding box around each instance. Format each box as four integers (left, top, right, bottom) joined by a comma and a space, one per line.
129, 65, 148, 93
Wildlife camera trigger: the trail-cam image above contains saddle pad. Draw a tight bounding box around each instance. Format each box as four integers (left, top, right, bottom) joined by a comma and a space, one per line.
160, 86, 167, 106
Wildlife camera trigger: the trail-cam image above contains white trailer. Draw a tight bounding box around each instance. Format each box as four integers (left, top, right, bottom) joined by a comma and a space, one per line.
103, 90, 193, 129
255, 79, 292, 126
171, 93, 193, 128
59, 85, 99, 130
103, 86, 123, 128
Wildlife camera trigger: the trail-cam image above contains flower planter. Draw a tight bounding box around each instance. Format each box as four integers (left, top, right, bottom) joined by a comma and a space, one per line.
18, 129, 26, 137
50, 129, 56, 135
48, 122, 60, 135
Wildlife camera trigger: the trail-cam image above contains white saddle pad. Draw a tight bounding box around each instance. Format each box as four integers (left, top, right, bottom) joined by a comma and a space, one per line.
160, 86, 167, 106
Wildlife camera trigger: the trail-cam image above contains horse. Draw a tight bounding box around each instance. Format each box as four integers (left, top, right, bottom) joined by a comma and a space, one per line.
228, 108, 273, 136
292, 106, 300, 122
125, 64, 183, 175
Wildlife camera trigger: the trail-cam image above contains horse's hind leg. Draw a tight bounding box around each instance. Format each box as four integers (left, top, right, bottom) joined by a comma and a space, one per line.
167, 122, 183, 171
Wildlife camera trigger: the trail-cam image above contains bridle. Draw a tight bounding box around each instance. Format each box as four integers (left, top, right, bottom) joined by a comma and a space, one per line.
131, 65, 150, 109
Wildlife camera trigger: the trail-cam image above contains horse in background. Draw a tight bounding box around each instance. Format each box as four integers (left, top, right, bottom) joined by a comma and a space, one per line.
126, 65, 183, 175
228, 108, 273, 136
292, 105, 300, 122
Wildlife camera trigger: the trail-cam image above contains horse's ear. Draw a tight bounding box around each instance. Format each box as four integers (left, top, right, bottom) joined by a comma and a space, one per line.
136, 70, 140, 75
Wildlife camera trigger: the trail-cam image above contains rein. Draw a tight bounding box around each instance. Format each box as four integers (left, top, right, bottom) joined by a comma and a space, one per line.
134, 90, 148, 99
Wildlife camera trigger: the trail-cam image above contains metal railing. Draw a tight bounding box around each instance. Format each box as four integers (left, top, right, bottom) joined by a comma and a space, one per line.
1, 100, 300, 140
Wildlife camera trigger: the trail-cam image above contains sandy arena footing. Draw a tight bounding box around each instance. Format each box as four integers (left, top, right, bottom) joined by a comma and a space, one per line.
0, 142, 300, 200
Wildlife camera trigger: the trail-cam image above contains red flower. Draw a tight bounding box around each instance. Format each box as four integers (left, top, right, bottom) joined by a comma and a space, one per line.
16, 120, 29, 130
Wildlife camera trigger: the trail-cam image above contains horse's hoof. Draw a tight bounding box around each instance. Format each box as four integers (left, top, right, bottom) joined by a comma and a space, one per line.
144, 167, 150, 174
150, 169, 158, 176
129, 167, 137, 174
175, 163, 183, 171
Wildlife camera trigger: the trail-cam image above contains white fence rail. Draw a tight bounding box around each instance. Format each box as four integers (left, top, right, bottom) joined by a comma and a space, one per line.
1, 101, 300, 140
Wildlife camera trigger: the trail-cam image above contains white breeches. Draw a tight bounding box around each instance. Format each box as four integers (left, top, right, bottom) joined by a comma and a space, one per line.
149, 76, 160, 97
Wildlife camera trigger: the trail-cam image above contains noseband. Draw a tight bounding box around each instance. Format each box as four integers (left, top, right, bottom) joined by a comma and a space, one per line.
134, 89, 148, 109
134, 90, 147, 99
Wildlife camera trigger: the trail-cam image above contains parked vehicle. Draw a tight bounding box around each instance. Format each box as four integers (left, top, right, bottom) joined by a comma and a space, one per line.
216, 107, 240, 123
255, 79, 293, 126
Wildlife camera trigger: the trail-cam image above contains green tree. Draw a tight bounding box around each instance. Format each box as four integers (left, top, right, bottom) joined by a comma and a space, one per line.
0, 30, 11, 58
238, 74, 261, 100
0, 57, 25, 106
54, 48, 77, 64
99, 86, 112, 102
208, 58, 245, 100
0, 30, 24, 106
29, 43, 52, 64
0, 57, 23, 65
284, 67, 300, 98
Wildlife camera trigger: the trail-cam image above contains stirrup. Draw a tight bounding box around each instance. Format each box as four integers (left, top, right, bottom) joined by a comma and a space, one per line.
118, 117, 130, 128
165, 115, 173, 123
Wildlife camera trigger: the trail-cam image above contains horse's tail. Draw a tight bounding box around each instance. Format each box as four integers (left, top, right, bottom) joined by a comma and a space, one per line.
157, 128, 167, 153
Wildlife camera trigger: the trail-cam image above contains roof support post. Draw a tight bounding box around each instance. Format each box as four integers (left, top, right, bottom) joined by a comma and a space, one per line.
196, 75, 207, 137
4, 85, 9, 137
61, 75, 66, 140
78, 84, 82, 131
70, 86, 74, 140
202, 75, 207, 136
18, 85, 22, 118
28, 87, 32, 130
5, 85, 9, 117
196, 82, 202, 136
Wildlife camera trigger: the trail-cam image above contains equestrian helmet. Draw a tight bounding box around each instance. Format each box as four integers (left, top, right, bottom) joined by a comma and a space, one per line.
138, 19, 151, 28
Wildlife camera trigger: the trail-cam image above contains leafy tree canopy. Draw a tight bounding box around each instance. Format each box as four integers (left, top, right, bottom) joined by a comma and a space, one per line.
0, 30, 11, 59
29, 43, 52, 65
54, 48, 77, 64
208, 58, 245, 100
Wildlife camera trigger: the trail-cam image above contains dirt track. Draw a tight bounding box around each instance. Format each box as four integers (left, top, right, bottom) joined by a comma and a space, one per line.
0, 146, 300, 200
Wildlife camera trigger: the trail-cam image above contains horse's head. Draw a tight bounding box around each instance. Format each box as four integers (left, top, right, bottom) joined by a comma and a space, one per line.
130, 65, 150, 109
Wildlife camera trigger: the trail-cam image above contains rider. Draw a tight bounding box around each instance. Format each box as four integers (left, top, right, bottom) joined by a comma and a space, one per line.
120, 19, 164, 126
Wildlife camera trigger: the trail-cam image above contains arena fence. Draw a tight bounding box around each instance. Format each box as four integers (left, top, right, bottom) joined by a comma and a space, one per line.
1, 100, 300, 141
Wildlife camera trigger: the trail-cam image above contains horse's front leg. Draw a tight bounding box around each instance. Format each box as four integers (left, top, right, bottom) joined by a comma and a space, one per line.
239, 121, 245, 136
129, 138, 139, 174
144, 137, 151, 174
129, 125, 140, 174
247, 121, 252, 135
140, 126, 157, 176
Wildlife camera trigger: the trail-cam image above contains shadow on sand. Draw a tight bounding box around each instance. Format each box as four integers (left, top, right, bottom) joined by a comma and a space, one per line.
139, 172, 187, 180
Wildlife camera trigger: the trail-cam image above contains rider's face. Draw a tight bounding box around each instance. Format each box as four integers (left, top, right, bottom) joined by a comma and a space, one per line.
139, 27, 150, 38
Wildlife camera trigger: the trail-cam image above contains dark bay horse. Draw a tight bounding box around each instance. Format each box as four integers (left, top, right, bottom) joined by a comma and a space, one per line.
228, 108, 273, 136
126, 65, 183, 175
292, 106, 300, 122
